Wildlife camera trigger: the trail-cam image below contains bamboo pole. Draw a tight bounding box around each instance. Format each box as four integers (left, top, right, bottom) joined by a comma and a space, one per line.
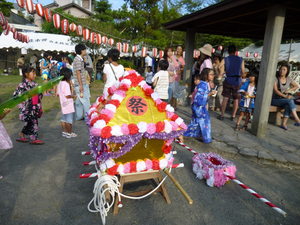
163, 169, 193, 205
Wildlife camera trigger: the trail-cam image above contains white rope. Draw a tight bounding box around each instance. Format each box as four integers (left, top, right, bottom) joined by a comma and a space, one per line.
87, 169, 171, 225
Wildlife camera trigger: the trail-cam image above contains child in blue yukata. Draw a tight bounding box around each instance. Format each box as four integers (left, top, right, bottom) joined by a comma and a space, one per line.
183, 68, 217, 143
235, 73, 257, 131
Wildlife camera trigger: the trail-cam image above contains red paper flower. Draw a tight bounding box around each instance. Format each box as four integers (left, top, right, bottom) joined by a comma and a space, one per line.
108, 86, 116, 95
99, 114, 110, 123
130, 161, 137, 173
144, 88, 154, 96
171, 114, 179, 121
128, 123, 139, 135
107, 164, 119, 175
156, 121, 165, 132
98, 96, 105, 103
152, 159, 160, 170
119, 84, 129, 92
101, 126, 112, 138
157, 102, 167, 112
108, 99, 120, 107
162, 144, 172, 154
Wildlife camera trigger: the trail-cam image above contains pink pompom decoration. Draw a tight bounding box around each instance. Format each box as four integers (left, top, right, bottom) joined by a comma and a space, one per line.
170, 121, 179, 131
145, 159, 153, 170
142, 83, 150, 90
115, 90, 126, 97
100, 109, 114, 119
167, 158, 175, 167
155, 99, 162, 105
180, 122, 187, 130
147, 123, 156, 134
123, 163, 131, 174
90, 128, 101, 136
121, 124, 129, 135
166, 111, 174, 119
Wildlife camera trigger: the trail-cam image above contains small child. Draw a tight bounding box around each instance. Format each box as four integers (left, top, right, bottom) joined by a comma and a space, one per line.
57, 68, 77, 138
0, 108, 13, 179
184, 68, 217, 143
235, 74, 257, 131
145, 66, 153, 86
14, 65, 44, 144
152, 60, 169, 102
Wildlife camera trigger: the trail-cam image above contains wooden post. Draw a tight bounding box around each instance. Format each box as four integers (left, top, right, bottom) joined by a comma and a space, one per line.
251, 5, 286, 138
183, 29, 196, 86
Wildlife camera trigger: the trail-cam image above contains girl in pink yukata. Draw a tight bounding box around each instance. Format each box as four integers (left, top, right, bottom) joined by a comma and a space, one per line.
0, 109, 13, 179
57, 68, 77, 138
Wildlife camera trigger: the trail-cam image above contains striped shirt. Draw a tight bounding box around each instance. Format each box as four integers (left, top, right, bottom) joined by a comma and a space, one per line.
152, 70, 169, 100
72, 55, 86, 86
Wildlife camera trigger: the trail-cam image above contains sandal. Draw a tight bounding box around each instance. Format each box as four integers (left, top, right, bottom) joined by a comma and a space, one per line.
294, 122, 300, 127
30, 139, 45, 145
16, 137, 29, 143
217, 115, 224, 121
279, 125, 288, 130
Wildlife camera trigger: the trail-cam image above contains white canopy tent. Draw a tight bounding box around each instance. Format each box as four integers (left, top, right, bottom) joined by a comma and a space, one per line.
240, 42, 300, 62
0, 32, 109, 55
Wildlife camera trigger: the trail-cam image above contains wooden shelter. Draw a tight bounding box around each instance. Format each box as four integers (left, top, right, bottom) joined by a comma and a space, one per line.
164, 0, 300, 137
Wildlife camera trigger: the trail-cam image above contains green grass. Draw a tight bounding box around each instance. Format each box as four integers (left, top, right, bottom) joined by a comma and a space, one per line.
0, 74, 104, 123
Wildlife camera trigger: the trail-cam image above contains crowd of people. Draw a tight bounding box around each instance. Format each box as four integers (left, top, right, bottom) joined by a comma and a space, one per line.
1, 43, 300, 179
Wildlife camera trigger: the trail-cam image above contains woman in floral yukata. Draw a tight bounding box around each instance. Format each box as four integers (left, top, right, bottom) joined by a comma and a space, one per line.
14, 65, 44, 145
184, 68, 217, 143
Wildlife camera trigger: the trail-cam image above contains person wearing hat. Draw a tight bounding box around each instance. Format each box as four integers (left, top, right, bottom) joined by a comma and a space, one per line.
218, 45, 245, 121
191, 44, 213, 92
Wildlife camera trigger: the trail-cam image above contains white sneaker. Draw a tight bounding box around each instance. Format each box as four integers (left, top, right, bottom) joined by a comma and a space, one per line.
62, 132, 71, 138
69, 133, 77, 137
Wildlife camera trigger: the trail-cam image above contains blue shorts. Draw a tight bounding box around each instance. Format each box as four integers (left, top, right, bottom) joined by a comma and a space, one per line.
61, 113, 74, 124
239, 107, 253, 114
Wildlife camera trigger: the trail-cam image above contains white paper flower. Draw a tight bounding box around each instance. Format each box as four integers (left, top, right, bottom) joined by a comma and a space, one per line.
111, 94, 124, 102
166, 104, 175, 113
137, 122, 148, 133
139, 80, 146, 88
94, 120, 106, 129
121, 79, 132, 86
105, 104, 117, 113
136, 161, 146, 172
117, 164, 124, 175
151, 92, 159, 101
111, 125, 122, 136
105, 159, 115, 169
159, 158, 168, 169
175, 117, 184, 125
164, 120, 172, 133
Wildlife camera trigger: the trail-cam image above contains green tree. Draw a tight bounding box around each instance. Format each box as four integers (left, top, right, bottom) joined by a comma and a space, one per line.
0, 0, 13, 33
93, 0, 114, 22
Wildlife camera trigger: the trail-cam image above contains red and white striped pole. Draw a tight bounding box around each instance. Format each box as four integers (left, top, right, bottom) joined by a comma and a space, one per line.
81, 151, 91, 155
175, 139, 287, 217
224, 172, 287, 217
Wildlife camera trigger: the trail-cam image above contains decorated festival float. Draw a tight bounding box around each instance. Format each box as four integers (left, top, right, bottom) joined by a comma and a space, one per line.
80, 69, 192, 224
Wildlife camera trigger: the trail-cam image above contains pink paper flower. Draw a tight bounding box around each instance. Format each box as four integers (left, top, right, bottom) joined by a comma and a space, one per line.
147, 123, 156, 134
170, 121, 179, 131
155, 99, 162, 105
180, 122, 187, 130
121, 124, 129, 135
145, 159, 153, 170
166, 111, 174, 119
123, 162, 131, 174
100, 109, 114, 119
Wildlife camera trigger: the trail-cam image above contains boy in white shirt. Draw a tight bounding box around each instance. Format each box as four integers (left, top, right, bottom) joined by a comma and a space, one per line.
152, 60, 169, 102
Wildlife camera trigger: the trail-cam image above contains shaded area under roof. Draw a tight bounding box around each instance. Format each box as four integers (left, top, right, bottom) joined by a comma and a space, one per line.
164, 0, 300, 39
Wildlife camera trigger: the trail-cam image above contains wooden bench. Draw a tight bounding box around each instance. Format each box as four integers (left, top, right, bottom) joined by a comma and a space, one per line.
269, 104, 300, 125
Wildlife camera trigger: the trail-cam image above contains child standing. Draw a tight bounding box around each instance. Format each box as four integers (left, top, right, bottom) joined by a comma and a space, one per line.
152, 60, 169, 102
57, 68, 77, 138
145, 66, 154, 86
235, 74, 256, 131
184, 68, 217, 143
0, 109, 13, 179
14, 66, 44, 145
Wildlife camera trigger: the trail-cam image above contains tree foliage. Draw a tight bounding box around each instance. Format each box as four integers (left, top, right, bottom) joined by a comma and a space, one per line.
41, 0, 253, 51
0, 0, 13, 33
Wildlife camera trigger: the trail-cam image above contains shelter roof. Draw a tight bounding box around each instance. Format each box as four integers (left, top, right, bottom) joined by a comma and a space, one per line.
164, 0, 300, 39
